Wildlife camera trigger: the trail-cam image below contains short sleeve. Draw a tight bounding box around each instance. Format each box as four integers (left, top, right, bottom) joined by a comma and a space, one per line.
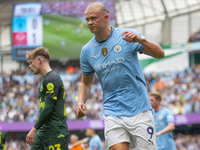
44, 74, 61, 100
166, 109, 175, 123
130, 29, 146, 54
86, 137, 90, 142
80, 47, 95, 75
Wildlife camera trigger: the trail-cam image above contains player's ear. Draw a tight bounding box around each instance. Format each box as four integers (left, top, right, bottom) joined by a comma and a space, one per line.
104, 14, 109, 20
37, 56, 42, 64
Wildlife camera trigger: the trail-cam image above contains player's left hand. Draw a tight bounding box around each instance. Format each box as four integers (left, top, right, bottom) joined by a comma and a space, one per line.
26, 127, 37, 146
122, 31, 145, 43
76, 103, 86, 118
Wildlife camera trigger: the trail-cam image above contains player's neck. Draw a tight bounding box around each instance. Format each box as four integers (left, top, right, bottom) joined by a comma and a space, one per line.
40, 64, 52, 77
95, 26, 111, 42
155, 105, 162, 112
90, 133, 95, 138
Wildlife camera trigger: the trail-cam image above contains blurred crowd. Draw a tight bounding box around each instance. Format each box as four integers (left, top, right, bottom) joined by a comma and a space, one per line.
5, 133, 200, 150
175, 133, 200, 150
1, 64, 200, 149
6, 139, 29, 150
147, 64, 200, 115
1, 65, 200, 122
0, 67, 104, 122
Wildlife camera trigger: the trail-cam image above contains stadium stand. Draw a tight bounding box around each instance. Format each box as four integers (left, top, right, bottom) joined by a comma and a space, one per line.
1, 64, 200, 149
1, 65, 200, 122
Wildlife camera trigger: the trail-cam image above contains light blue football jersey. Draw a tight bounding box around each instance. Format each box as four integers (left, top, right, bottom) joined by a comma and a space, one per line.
87, 134, 102, 150
153, 107, 176, 150
80, 27, 152, 117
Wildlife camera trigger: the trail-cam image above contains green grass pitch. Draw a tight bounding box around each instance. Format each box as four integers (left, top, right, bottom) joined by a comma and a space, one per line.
43, 14, 93, 59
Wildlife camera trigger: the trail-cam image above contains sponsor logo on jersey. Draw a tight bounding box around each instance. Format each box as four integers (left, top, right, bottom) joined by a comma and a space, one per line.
47, 83, 54, 90
94, 57, 125, 72
46, 83, 54, 94
57, 134, 65, 138
102, 47, 108, 57
114, 45, 121, 52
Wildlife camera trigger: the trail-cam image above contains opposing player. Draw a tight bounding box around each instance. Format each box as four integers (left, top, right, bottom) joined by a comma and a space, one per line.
26, 47, 69, 150
76, 2, 164, 150
150, 92, 176, 150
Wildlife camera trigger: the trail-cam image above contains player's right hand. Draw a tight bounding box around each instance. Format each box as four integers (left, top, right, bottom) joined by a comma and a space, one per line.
26, 127, 37, 146
76, 103, 86, 118
121, 31, 144, 43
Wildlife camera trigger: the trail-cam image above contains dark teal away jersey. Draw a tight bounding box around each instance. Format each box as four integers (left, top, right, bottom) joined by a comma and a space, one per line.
34, 70, 69, 137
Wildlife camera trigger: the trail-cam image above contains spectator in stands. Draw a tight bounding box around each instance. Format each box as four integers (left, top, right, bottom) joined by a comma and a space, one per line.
1, 65, 200, 149
150, 92, 176, 150
153, 77, 165, 91
175, 133, 200, 150
0, 65, 200, 122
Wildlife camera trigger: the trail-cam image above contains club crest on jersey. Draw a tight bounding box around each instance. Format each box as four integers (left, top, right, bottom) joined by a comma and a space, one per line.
101, 47, 108, 57
114, 45, 121, 52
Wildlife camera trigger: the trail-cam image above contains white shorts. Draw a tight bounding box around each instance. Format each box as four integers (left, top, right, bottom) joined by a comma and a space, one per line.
103, 110, 157, 150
